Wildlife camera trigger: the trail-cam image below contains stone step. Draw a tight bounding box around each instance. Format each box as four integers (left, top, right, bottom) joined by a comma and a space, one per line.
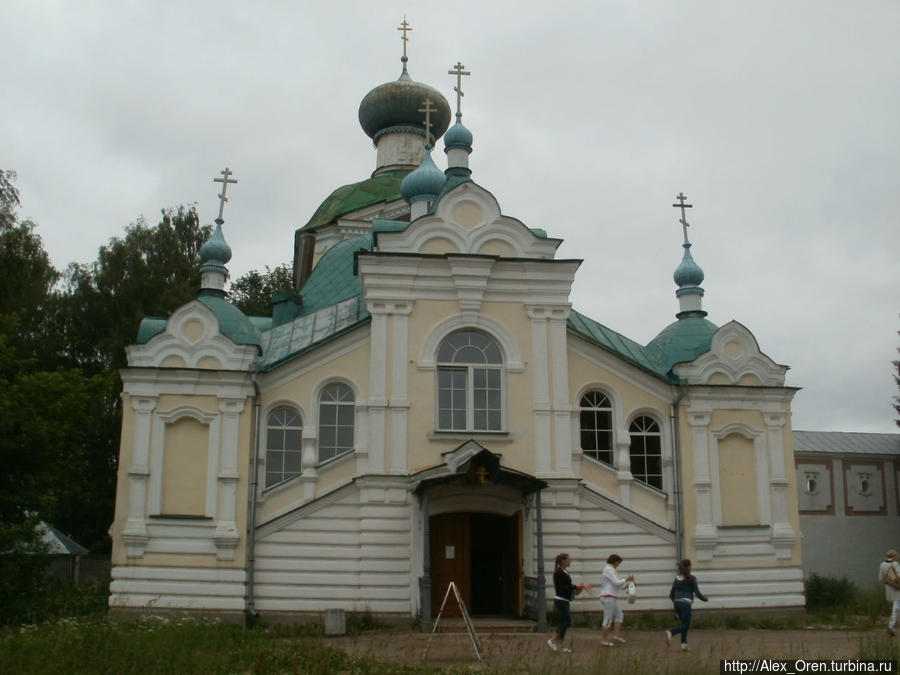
429, 617, 537, 634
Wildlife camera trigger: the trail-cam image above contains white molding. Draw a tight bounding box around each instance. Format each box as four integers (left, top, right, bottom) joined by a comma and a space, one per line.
674, 320, 789, 386
126, 300, 258, 370
416, 313, 524, 371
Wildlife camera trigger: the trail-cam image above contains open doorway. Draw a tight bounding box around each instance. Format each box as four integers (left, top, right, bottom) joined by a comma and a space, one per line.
430, 512, 522, 616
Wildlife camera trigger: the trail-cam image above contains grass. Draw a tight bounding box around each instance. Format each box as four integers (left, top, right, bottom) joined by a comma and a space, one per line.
1, 576, 897, 674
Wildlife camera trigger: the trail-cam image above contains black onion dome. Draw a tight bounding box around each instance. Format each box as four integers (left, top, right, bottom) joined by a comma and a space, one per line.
358, 68, 451, 143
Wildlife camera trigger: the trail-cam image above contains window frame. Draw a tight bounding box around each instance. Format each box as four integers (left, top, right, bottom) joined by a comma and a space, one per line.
629, 415, 663, 490
435, 329, 505, 433
317, 382, 356, 465
264, 405, 303, 489
579, 390, 614, 466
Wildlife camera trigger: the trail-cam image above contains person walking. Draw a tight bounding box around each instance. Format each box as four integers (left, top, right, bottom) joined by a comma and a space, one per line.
598, 554, 634, 647
664, 558, 708, 651
548, 553, 591, 652
878, 549, 900, 636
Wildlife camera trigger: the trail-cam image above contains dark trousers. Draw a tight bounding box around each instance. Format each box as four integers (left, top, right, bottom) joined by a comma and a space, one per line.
670, 601, 692, 644
554, 599, 571, 639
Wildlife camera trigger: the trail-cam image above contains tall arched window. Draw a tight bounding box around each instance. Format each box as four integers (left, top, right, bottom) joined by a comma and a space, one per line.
318, 383, 355, 463
579, 391, 613, 465
265, 406, 302, 488
437, 330, 503, 432
629, 415, 662, 489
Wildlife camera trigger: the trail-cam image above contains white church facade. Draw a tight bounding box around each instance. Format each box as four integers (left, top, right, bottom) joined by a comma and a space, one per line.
108, 35, 806, 624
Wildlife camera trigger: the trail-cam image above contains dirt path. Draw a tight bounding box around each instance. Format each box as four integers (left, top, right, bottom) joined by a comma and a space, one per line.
330, 627, 895, 673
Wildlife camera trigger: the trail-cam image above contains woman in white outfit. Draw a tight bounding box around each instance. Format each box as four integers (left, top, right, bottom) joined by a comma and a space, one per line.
598, 553, 634, 647
878, 549, 900, 636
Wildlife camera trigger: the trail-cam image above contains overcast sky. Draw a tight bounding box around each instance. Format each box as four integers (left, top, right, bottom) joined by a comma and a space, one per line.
3, 1, 898, 433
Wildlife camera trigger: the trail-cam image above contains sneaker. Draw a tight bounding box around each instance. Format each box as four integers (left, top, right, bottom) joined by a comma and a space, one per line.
681, 643, 690, 651
562, 647, 572, 653
613, 636, 626, 643
665, 630, 672, 646
888, 627, 896, 637
547, 638, 558, 651
601, 640, 616, 647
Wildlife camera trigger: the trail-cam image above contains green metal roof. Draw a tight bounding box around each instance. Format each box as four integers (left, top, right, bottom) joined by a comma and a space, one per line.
644, 316, 718, 377
567, 310, 668, 379
299, 234, 373, 314
135, 292, 262, 351
196, 291, 262, 349
300, 170, 411, 231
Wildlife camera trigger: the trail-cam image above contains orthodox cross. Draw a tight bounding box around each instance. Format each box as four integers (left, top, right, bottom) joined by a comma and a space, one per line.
474, 466, 489, 486
397, 19, 412, 58
419, 98, 436, 146
448, 61, 470, 117
672, 192, 692, 243
213, 167, 238, 221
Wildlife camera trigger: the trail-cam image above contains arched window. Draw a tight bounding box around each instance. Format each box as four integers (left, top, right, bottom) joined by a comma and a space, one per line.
436, 330, 503, 432
579, 391, 613, 465
318, 383, 355, 463
629, 416, 662, 489
265, 406, 302, 488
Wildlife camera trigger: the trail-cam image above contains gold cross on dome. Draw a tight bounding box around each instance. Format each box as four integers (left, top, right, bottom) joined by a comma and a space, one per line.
672, 192, 693, 243
213, 167, 238, 221
397, 19, 412, 58
419, 98, 436, 145
448, 61, 470, 117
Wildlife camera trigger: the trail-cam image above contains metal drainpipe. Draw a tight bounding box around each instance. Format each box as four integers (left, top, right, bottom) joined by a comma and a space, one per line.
245, 373, 261, 625
670, 385, 688, 563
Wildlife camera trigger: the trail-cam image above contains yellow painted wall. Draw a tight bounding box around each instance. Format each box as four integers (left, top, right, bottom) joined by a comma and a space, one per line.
110, 387, 255, 568
161, 417, 208, 515
717, 433, 759, 525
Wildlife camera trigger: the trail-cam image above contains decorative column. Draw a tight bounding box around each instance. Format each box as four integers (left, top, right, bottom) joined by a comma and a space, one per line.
688, 411, 716, 560
300, 430, 318, 502
122, 396, 157, 557
527, 306, 552, 474
215, 397, 244, 560
549, 309, 573, 475
367, 303, 389, 473
389, 302, 413, 474
764, 412, 797, 558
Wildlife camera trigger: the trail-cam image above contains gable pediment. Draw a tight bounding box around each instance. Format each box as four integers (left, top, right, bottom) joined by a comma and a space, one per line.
376, 181, 561, 259
673, 320, 788, 386
126, 301, 258, 371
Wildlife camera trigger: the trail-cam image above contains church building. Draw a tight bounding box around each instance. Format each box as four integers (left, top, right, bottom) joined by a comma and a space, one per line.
108, 27, 805, 624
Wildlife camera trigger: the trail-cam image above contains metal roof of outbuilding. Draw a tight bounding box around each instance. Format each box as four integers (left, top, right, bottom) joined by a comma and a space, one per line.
793, 430, 900, 455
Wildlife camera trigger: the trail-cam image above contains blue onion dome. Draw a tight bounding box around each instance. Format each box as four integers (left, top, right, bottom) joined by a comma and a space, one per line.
443, 115, 473, 152
199, 220, 232, 265
358, 66, 451, 145
400, 150, 445, 203
673, 242, 704, 288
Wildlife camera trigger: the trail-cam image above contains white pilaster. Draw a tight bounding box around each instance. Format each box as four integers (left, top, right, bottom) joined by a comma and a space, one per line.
764, 412, 797, 558
123, 396, 157, 557
389, 303, 413, 474
688, 411, 716, 560
214, 398, 244, 560
528, 306, 552, 474
367, 304, 389, 473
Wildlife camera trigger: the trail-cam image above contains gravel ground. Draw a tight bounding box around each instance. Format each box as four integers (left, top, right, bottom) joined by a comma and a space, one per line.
328, 626, 897, 673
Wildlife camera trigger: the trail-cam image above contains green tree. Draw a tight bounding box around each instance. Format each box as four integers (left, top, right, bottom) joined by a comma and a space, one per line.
228, 264, 294, 316
59, 206, 211, 371
0, 170, 60, 367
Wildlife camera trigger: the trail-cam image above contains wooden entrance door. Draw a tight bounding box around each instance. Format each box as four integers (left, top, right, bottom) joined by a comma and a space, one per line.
430, 513, 470, 616
430, 512, 522, 617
